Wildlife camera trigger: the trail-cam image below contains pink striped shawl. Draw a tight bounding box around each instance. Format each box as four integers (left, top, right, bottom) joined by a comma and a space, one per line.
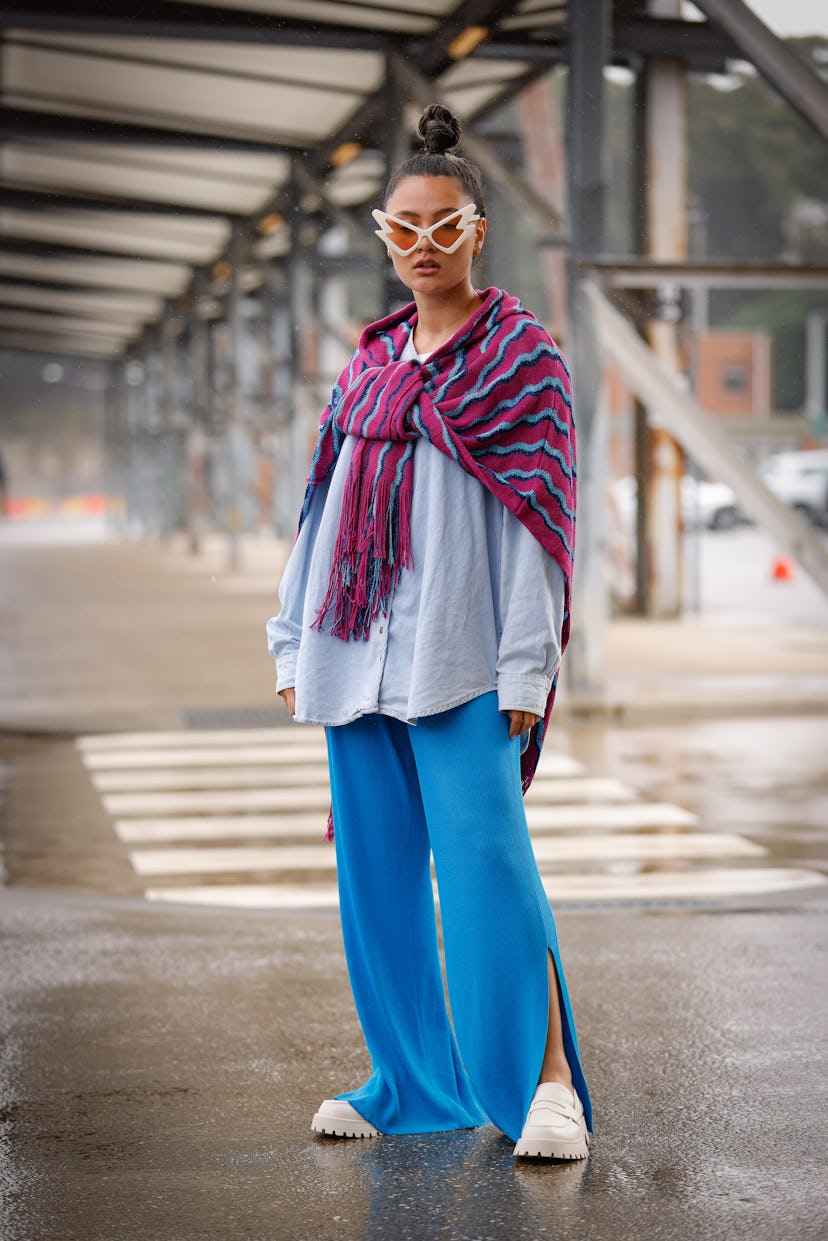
301, 286, 576, 797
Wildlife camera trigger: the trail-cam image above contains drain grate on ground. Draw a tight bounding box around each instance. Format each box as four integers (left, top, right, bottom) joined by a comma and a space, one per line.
181, 704, 292, 729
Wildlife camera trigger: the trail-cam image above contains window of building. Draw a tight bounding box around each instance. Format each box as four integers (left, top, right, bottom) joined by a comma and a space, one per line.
721, 363, 749, 394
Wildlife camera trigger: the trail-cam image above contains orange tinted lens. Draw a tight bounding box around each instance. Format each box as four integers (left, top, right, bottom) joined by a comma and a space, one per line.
387, 222, 418, 250
432, 220, 463, 248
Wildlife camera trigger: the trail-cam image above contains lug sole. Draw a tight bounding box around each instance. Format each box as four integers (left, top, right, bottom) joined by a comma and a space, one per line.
311, 1114, 381, 1139
513, 1132, 590, 1161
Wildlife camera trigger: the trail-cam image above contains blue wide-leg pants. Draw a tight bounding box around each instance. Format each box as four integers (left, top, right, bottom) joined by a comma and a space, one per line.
325, 691, 592, 1144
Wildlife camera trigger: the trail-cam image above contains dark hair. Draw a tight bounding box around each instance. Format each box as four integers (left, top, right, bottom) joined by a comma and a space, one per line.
383, 104, 487, 216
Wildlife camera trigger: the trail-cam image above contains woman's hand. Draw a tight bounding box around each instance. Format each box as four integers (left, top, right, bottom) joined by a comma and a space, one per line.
509, 709, 540, 739
279, 687, 296, 716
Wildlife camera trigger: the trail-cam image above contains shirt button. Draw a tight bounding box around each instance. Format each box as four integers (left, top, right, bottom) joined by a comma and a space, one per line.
379, 625, 385, 634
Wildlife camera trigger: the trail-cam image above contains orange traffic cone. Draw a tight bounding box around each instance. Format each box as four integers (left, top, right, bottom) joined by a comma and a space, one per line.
771, 557, 795, 581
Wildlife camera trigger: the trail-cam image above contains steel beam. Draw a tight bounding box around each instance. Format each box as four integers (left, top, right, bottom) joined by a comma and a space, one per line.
584, 278, 828, 597
0, 328, 119, 357
588, 260, 828, 289
0, 107, 305, 155
291, 163, 375, 254
232, 2, 543, 225
0, 259, 187, 297
0, 235, 201, 268
0, 1, 388, 49
612, 16, 739, 66
694, 0, 828, 144
391, 54, 564, 238
0, 291, 153, 323
479, 17, 737, 71
0, 307, 134, 340
0, 186, 241, 220
413, 0, 516, 78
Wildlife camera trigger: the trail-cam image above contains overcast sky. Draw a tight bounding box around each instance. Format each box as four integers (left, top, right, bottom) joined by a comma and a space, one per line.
741, 0, 827, 37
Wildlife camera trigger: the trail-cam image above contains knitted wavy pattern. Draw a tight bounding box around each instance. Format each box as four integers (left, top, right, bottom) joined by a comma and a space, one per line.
301, 286, 576, 797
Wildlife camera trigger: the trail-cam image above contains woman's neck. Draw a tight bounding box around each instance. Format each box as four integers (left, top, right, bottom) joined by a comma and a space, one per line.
411, 285, 482, 353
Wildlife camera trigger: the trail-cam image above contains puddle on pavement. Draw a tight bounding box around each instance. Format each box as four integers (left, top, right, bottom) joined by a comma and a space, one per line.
565, 715, 828, 873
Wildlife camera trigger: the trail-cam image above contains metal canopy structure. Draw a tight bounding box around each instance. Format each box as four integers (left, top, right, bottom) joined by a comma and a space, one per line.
0, 0, 760, 362
2, 0, 828, 679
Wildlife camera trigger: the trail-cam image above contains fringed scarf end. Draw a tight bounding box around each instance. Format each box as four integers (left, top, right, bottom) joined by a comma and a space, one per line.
314, 457, 413, 642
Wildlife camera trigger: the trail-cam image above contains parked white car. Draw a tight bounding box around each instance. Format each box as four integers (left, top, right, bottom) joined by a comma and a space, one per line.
611, 475, 744, 531
757, 450, 828, 527
681, 476, 744, 530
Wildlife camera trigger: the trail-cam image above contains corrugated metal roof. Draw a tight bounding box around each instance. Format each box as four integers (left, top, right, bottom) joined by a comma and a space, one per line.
0, 0, 741, 361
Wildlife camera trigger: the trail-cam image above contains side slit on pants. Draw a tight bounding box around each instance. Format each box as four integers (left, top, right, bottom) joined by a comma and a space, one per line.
325, 692, 593, 1143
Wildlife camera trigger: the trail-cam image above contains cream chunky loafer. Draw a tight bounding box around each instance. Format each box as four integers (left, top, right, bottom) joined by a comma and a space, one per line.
311, 1099, 382, 1139
513, 1082, 590, 1160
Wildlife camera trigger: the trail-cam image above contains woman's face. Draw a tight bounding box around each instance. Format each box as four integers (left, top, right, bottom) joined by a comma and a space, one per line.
382, 175, 486, 297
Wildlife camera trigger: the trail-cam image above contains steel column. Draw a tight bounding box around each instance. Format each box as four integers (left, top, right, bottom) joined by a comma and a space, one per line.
636, 0, 689, 618
584, 279, 828, 597
224, 222, 244, 570
285, 177, 320, 526
102, 359, 123, 534
380, 59, 410, 315
187, 284, 210, 553
390, 55, 564, 240
160, 309, 179, 538
805, 312, 828, 439
516, 79, 568, 340
565, 0, 610, 695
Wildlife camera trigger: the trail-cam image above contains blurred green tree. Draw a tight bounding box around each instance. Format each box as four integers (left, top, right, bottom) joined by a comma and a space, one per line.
689, 36, 828, 262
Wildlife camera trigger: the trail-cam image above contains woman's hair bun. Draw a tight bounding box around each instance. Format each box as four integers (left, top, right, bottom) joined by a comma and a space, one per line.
417, 104, 461, 155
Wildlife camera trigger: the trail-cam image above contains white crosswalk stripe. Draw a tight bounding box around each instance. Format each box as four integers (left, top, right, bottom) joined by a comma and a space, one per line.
128, 832, 765, 877
77, 725, 826, 908
142, 868, 826, 910
89, 757, 588, 793
112, 801, 698, 844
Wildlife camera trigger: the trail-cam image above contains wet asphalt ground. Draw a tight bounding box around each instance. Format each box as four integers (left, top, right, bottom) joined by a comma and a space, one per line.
3, 884, 826, 1241
1, 525, 827, 1240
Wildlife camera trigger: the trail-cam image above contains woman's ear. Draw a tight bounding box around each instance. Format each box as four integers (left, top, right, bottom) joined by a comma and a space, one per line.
474, 217, 487, 256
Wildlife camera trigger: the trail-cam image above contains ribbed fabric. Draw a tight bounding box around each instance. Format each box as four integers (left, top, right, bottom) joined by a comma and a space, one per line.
325, 692, 592, 1144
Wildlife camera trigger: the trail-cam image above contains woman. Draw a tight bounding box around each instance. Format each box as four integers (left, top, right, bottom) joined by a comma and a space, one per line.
267, 104, 592, 1161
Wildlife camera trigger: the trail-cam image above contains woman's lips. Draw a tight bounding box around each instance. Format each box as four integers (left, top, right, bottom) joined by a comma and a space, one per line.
414, 260, 439, 273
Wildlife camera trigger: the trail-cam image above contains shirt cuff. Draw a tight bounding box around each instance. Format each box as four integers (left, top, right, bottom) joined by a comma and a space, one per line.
275, 653, 298, 694
497, 672, 551, 719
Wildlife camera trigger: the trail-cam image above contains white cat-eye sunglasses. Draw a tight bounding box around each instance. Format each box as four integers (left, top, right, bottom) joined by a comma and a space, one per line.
372, 204, 481, 257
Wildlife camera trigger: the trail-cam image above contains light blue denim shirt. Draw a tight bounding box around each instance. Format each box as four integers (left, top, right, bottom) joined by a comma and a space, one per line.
266, 340, 565, 727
